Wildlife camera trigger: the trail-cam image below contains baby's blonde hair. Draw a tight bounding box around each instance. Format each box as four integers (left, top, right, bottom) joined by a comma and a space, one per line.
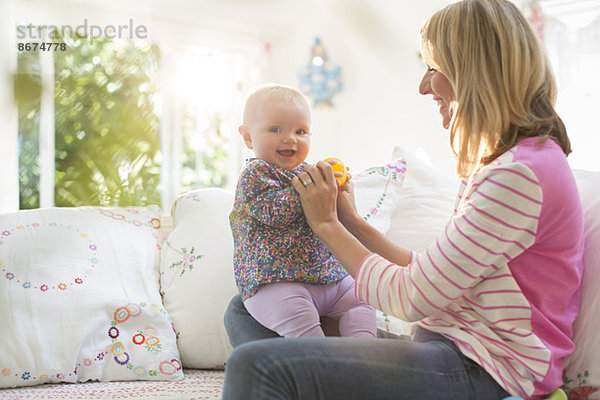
242, 83, 311, 126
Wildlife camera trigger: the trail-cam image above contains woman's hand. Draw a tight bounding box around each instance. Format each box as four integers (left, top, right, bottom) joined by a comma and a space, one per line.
292, 161, 371, 276
291, 161, 339, 235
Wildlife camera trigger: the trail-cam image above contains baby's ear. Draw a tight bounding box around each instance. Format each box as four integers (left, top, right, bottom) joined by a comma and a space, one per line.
239, 126, 253, 149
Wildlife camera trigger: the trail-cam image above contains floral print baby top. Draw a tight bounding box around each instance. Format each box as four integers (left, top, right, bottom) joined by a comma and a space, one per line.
230, 159, 348, 300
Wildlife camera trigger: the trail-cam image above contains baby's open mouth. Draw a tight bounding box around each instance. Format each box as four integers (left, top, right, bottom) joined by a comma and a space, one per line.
277, 150, 296, 157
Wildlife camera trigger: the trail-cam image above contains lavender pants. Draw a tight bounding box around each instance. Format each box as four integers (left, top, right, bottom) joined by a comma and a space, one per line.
243, 275, 377, 338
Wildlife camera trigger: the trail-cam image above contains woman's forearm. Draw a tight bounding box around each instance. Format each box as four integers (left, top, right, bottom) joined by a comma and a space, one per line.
312, 221, 371, 277
342, 214, 412, 267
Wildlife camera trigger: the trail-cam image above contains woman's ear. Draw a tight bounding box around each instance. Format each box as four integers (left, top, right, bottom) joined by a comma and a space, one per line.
239, 126, 253, 149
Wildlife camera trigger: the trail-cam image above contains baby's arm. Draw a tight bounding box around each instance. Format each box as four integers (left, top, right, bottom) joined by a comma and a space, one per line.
239, 161, 304, 227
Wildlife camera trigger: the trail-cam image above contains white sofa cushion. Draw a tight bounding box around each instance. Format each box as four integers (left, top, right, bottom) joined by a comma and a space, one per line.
563, 169, 600, 399
0, 206, 183, 389
159, 188, 237, 369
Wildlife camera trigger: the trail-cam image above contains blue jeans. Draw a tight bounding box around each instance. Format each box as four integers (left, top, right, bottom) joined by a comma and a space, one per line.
222, 295, 510, 400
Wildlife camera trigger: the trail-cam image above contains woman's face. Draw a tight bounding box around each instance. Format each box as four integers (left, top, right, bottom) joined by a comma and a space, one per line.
419, 67, 456, 129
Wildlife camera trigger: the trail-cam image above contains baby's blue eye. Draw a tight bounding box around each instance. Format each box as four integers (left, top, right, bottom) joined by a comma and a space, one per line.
296, 129, 307, 135
270, 127, 282, 133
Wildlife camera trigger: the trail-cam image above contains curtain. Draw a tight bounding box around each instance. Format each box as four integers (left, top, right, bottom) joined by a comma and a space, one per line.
528, 0, 600, 171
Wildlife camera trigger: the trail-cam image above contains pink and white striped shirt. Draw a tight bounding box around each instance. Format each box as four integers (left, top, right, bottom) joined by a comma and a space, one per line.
355, 137, 584, 399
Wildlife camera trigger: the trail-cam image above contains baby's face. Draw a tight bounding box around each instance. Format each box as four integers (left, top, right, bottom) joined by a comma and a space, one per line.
243, 98, 311, 170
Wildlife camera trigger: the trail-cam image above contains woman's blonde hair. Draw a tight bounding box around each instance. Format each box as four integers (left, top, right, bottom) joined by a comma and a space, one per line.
420, 0, 570, 178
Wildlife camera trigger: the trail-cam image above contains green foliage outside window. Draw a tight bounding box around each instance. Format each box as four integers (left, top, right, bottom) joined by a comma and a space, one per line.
53, 37, 163, 207
15, 33, 162, 208
15, 29, 230, 210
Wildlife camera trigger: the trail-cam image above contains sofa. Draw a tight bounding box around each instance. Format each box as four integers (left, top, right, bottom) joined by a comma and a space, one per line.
1, 147, 598, 400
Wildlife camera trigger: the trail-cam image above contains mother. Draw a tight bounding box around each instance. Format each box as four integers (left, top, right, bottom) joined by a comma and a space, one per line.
222, 0, 584, 398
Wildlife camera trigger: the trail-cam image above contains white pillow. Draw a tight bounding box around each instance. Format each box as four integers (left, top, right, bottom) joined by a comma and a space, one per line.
353, 158, 406, 235
387, 146, 459, 253
372, 147, 458, 336
160, 188, 237, 369
563, 169, 600, 399
0, 206, 183, 389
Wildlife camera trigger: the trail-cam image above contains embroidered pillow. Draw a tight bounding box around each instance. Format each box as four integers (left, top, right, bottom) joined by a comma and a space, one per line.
0, 206, 183, 388
377, 147, 458, 336
353, 159, 407, 235
387, 146, 459, 252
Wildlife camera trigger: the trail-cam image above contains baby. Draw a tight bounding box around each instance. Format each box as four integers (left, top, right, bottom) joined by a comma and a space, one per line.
229, 83, 376, 338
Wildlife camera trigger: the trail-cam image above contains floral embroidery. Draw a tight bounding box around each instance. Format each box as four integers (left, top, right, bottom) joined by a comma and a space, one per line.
168, 245, 200, 276
144, 336, 161, 352
0, 302, 179, 384
96, 208, 161, 251
108, 326, 120, 339
363, 194, 387, 222
160, 244, 203, 294
127, 303, 142, 317
111, 342, 126, 357
150, 218, 161, 229
563, 370, 598, 400
114, 306, 131, 323
0, 222, 97, 292
114, 352, 130, 366
158, 360, 177, 375
360, 159, 406, 223
107, 302, 179, 377
133, 333, 145, 345
171, 359, 182, 371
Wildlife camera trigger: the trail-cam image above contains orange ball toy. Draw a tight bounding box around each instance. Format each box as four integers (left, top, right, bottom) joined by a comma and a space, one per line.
323, 157, 348, 186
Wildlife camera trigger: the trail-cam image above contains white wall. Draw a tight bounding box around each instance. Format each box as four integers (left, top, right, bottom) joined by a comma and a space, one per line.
263, 0, 457, 174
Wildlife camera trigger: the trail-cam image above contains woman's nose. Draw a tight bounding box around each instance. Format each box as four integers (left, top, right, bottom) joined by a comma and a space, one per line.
419, 71, 431, 95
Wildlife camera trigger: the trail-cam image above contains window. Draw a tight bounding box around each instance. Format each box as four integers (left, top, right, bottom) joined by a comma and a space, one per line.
14, 27, 252, 210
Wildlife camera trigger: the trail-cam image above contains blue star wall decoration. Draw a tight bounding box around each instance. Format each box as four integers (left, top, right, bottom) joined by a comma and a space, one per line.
298, 37, 343, 108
